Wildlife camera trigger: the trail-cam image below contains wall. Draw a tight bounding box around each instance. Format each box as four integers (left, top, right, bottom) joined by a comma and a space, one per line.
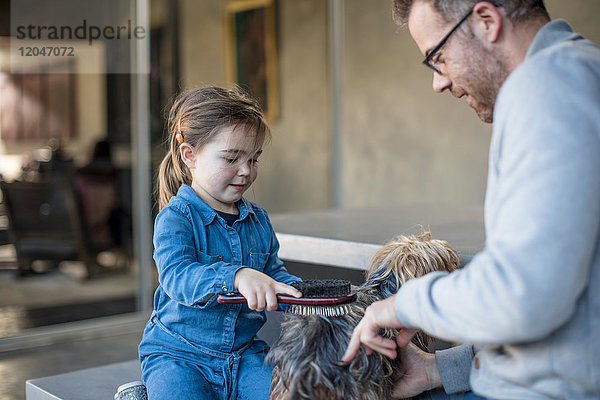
343, 0, 489, 209
255, 0, 329, 211
180, 0, 329, 212
178, 0, 600, 213
342, 0, 600, 209
546, 0, 600, 40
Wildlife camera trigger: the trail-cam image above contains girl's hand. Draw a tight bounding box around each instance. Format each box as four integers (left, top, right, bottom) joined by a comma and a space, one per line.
233, 268, 302, 311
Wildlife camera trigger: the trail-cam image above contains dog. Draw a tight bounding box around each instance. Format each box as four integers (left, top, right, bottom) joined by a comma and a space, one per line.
267, 232, 460, 400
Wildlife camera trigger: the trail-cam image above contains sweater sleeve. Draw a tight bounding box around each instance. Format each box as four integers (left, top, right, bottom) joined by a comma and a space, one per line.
394, 46, 600, 345
153, 206, 244, 307
436, 344, 475, 394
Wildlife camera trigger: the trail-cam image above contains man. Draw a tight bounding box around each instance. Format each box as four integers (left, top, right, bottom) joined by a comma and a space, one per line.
342, 1, 600, 399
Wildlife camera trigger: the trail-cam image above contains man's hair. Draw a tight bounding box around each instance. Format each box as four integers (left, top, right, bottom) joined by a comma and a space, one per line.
392, 0, 550, 26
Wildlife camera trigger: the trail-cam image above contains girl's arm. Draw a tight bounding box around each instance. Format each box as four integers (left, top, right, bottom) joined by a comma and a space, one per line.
153, 206, 244, 307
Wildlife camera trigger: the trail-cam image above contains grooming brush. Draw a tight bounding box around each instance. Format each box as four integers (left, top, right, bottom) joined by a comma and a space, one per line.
217, 279, 356, 317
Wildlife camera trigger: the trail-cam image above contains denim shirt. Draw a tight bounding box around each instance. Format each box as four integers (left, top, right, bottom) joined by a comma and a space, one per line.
151, 184, 300, 353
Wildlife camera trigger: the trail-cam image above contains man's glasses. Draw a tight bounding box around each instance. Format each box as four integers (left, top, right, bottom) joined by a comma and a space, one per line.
422, 9, 474, 74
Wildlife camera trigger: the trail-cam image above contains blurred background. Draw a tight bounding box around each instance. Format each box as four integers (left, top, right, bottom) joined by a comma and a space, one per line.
0, 0, 598, 398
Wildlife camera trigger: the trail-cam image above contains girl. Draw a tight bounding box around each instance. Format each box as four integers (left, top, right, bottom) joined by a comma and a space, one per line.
139, 86, 302, 399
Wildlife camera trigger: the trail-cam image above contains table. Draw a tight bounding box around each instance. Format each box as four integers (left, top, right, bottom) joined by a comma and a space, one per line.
271, 205, 485, 269
26, 360, 141, 400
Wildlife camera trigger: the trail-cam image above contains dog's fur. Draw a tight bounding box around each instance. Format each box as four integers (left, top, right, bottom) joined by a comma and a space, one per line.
267, 232, 459, 400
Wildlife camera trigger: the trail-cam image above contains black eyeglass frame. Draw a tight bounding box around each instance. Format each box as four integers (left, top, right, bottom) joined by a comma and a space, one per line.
422, 9, 474, 74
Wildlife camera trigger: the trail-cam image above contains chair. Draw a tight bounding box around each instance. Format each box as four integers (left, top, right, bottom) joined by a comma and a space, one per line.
0, 202, 9, 246
0, 178, 100, 277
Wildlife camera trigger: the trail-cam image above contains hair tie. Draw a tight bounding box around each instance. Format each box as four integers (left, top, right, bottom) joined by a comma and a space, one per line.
176, 118, 184, 144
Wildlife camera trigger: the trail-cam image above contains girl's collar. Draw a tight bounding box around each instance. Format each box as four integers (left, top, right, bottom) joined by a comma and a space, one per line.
177, 184, 254, 225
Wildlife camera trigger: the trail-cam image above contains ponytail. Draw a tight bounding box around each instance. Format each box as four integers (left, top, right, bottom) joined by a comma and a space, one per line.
156, 140, 191, 210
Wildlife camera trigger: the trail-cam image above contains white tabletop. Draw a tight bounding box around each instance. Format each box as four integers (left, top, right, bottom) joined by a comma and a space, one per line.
271, 205, 485, 270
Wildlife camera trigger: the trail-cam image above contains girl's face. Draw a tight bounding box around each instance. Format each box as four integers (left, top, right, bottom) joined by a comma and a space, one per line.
182, 125, 263, 214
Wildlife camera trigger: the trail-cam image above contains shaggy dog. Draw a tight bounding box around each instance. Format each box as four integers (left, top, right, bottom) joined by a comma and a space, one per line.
267, 232, 459, 400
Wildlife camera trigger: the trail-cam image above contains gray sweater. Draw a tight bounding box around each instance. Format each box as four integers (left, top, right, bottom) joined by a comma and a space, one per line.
395, 20, 600, 399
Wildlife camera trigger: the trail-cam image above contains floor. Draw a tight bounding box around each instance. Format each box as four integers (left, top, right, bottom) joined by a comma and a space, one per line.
0, 244, 141, 400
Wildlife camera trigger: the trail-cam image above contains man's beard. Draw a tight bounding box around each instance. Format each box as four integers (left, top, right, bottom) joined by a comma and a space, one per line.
461, 40, 510, 123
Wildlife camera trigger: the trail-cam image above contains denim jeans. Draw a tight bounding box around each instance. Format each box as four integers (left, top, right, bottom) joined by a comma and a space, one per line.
139, 315, 272, 400
415, 388, 488, 400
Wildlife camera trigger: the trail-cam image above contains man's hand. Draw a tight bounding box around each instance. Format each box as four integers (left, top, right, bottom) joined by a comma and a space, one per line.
342, 295, 418, 361
391, 342, 442, 399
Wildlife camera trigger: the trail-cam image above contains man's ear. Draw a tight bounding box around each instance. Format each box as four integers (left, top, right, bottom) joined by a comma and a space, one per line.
179, 143, 196, 169
472, 2, 503, 43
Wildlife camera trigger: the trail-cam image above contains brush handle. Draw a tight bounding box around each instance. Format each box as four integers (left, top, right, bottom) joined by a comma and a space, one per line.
217, 293, 356, 306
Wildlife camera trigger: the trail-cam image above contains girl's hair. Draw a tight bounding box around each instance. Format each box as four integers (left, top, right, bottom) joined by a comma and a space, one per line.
156, 86, 269, 210
392, 0, 549, 27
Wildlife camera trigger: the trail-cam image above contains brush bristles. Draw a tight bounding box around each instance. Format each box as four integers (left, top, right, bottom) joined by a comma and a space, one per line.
289, 303, 352, 317
292, 279, 351, 297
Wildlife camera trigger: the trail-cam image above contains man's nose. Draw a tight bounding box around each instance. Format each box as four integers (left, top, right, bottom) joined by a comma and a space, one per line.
432, 72, 451, 93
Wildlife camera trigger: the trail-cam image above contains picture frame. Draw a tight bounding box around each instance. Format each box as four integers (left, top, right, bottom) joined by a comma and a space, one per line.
225, 0, 278, 121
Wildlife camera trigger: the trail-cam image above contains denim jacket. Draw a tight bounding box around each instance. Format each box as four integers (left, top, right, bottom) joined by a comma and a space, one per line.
151, 184, 300, 353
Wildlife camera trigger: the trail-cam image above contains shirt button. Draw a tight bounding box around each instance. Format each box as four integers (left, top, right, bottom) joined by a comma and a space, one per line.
474, 357, 480, 370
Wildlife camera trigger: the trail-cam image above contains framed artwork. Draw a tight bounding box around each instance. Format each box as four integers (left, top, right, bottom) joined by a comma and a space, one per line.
0, 70, 75, 143
225, 0, 278, 121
